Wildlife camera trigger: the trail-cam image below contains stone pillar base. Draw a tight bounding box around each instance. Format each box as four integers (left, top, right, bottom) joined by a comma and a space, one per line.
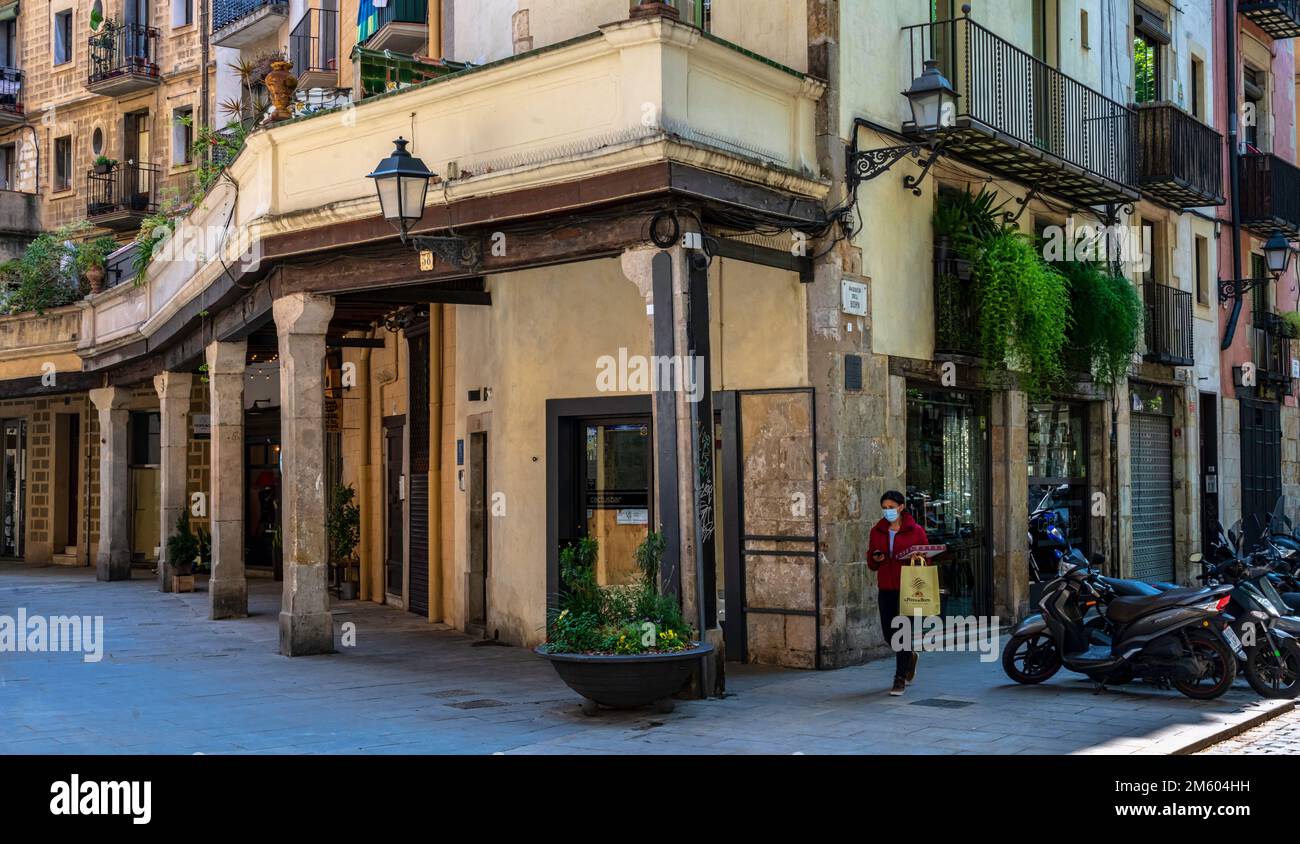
159, 561, 177, 593
279, 610, 335, 656
210, 578, 248, 620
96, 557, 131, 582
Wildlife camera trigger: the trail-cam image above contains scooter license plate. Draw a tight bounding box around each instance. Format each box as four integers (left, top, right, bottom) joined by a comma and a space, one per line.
1223, 626, 1246, 658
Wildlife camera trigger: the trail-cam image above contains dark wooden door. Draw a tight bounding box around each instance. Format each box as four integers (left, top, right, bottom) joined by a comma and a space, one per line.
1199, 393, 1219, 555
384, 416, 405, 598
467, 432, 488, 630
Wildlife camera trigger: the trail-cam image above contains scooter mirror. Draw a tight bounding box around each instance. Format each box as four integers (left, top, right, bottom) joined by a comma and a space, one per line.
1189, 552, 1203, 563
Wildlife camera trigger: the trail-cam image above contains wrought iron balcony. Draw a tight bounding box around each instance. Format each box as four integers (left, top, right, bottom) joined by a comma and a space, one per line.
86, 161, 160, 231
213, 0, 289, 48
86, 24, 160, 96
0, 67, 23, 125
1143, 282, 1194, 366
290, 8, 340, 91
1135, 102, 1224, 208
359, 0, 427, 54
1240, 1, 1300, 39
902, 12, 1138, 208
1239, 152, 1300, 238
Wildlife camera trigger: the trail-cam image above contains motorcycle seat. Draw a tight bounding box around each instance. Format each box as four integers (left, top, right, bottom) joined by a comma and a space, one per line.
1105, 585, 1229, 626
1099, 576, 1162, 597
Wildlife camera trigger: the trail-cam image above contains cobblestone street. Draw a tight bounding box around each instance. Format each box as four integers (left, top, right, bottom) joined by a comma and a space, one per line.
1, 563, 1293, 755
1199, 706, 1300, 754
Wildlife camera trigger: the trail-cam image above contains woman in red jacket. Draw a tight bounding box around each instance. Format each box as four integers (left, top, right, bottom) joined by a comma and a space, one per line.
867, 490, 929, 696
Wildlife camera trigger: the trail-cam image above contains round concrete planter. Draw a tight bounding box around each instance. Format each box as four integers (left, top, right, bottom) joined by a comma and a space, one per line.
535, 643, 713, 716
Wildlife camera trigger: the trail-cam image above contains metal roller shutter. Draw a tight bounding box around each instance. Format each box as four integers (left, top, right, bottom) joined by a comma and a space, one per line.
1130, 412, 1175, 583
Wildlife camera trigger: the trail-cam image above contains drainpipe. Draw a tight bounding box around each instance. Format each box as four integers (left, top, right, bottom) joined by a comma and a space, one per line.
1222, 0, 1245, 350
200, 0, 210, 141
428, 0, 442, 60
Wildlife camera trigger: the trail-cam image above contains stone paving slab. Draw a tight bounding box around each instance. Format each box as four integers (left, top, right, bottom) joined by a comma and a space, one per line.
0, 562, 1291, 755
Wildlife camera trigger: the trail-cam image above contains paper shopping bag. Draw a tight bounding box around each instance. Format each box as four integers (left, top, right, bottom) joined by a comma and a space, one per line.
898, 556, 940, 618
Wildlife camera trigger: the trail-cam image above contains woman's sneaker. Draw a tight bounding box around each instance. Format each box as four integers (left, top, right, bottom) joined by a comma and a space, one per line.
889, 676, 906, 696
905, 651, 919, 684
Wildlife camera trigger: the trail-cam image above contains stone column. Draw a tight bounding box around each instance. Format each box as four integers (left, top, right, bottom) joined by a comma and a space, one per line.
89, 386, 132, 582
207, 339, 248, 619
154, 371, 193, 592
274, 292, 336, 656
622, 243, 723, 696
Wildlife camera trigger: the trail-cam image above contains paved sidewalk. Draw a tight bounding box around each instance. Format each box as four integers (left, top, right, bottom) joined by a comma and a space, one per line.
0, 563, 1289, 754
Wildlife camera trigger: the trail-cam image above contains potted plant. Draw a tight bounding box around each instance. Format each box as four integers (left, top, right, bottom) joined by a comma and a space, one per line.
93, 155, 117, 175
165, 509, 200, 593
327, 483, 362, 600
195, 525, 212, 575
76, 234, 117, 295
933, 187, 1005, 282
536, 532, 713, 716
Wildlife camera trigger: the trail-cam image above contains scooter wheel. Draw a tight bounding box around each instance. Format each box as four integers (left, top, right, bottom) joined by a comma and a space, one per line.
1244, 636, 1300, 699
1173, 629, 1237, 700
1002, 632, 1061, 684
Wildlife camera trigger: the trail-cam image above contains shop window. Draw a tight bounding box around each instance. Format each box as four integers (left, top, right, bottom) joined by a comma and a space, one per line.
905, 386, 991, 617
1028, 402, 1089, 578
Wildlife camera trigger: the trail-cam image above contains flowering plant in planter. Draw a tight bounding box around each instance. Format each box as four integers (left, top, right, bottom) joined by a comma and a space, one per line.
546, 532, 694, 655
540, 532, 710, 715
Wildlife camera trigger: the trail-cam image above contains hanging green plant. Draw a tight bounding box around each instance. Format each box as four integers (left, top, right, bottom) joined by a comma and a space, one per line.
1279, 310, 1300, 340
970, 228, 1070, 398
1057, 260, 1142, 387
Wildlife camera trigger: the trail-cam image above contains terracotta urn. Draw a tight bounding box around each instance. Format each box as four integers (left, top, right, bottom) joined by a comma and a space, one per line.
264, 60, 298, 122
85, 263, 106, 295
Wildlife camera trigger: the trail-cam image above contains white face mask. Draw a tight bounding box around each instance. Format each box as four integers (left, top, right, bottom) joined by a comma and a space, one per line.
883, 508, 899, 523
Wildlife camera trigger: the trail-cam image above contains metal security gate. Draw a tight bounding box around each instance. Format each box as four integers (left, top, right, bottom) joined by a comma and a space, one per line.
1130, 412, 1175, 583
1241, 398, 1281, 546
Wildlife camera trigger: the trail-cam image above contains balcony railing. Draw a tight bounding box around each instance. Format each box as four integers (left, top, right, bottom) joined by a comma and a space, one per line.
902, 12, 1137, 207
1240, 152, 1300, 237
212, 0, 289, 47
290, 8, 339, 89
214, 0, 286, 31
1240, 1, 1300, 39
1143, 282, 1194, 366
86, 161, 160, 230
0, 67, 23, 123
86, 24, 160, 95
1135, 102, 1224, 208
359, 0, 427, 53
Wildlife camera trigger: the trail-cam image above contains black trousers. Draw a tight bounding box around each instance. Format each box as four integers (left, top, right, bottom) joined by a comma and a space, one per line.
878, 589, 914, 679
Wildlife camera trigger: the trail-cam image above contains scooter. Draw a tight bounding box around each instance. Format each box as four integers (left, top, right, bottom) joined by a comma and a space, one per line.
1195, 551, 1300, 698
1002, 561, 1242, 700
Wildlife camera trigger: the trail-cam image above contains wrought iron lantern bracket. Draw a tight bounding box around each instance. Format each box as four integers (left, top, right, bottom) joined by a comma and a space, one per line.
846, 138, 947, 196
409, 234, 483, 272
1219, 276, 1273, 305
